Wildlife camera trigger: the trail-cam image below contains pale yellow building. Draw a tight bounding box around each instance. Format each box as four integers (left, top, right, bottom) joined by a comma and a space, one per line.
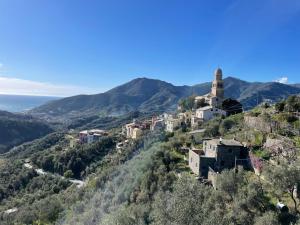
132, 128, 143, 139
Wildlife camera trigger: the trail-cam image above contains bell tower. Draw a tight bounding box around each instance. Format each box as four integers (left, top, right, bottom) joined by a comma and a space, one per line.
211, 68, 224, 100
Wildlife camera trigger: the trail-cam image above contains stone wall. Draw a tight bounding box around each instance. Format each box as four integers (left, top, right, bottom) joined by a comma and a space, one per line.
244, 116, 277, 133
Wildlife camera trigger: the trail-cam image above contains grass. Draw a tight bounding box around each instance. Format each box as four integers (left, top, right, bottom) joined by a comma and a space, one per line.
252, 148, 270, 160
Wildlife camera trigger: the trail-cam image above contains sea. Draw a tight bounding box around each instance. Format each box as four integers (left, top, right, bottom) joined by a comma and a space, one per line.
0, 94, 60, 112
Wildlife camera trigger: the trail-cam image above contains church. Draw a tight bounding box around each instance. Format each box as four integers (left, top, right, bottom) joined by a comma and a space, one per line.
191, 68, 226, 127
195, 68, 224, 108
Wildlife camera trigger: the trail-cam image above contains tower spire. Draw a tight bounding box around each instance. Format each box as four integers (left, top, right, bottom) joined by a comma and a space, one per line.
211, 67, 224, 100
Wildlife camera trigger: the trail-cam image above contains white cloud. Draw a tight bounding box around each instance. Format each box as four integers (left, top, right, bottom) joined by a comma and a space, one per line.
274, 76, 288, 84
0, 76, 100, 97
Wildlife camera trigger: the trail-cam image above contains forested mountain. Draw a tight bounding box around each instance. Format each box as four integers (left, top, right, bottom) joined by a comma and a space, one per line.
30, 77, 300, 119
0, 110, 53, 153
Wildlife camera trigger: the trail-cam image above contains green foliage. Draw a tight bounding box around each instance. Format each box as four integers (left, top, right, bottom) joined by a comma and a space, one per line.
178, 95, 196, 111
286, 95, 300, 112
220, 118, 235, 135
0, 111, 53, 153
252, 148, 270, 160
64, 170, 74, 178
222, 98, 243, 116
194, 97, 209, 109
254, 212, 280, 225
275, 95, 300, 113
151, 170, 272, 225
253, 131, 265, 146
264, 161, 300, 213
204, 122, 220, 137
32, 136, 115, 179
275, 101, 285, 112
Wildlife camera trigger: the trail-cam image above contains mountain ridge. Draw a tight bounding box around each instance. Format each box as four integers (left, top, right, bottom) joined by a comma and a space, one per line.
30, 76, 300, 120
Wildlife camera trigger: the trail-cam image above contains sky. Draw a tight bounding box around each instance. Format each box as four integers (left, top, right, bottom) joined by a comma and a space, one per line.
0, 0, 300, 96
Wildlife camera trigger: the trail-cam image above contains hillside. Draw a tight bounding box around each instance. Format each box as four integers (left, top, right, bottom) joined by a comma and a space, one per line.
0, 110, 53, 153
30, 77, 300, 120
2, 97, 300, 225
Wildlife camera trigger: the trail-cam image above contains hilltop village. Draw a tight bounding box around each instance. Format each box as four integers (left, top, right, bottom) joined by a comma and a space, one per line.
66, 68, 298, 190
118, 68, 247, 185
2, 68, 300, 225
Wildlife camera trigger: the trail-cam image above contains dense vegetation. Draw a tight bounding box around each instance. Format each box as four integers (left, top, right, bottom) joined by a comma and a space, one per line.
0, 110, 53, 153
1, 95, 300, 224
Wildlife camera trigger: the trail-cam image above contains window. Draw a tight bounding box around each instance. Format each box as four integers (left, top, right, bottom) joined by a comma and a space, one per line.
195, 163, 198, 167
228, 149, 233, 153
221, 161, 225, 166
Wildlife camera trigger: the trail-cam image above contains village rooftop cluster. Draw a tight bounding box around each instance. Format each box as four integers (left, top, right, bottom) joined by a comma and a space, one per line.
67, 68, 249, 187
121, 68, 249, 186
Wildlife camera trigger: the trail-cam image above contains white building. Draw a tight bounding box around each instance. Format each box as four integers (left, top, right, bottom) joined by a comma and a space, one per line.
79, 129, 107, 144
195, 94, 219, 108
195, 106, 226, 121
165, 118, 181, 132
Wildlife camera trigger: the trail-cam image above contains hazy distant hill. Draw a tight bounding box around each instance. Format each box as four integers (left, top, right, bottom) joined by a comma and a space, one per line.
0, 110, 53, 153
0, 94, 60, 112
30, 77, 300, 119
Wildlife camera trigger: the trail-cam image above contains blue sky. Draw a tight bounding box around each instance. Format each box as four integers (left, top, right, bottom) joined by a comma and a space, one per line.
0, 0, 299, 96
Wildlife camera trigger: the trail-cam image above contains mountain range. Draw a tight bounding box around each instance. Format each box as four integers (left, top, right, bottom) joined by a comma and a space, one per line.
30, 77, 300, 120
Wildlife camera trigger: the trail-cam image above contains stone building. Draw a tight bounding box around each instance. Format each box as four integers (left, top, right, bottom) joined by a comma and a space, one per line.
125, 121, 139, 138
151, 118, 165, 131
188, 138, 248, 178
132, 128, 143, 139
195, 68, 225, 108
211, 68, 224, 100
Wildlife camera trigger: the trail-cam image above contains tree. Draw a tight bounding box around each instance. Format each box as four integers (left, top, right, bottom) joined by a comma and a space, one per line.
264, 161, 300, 213
195, 98, 208, 109
220, 118, 235, 135
216, 169, 244, 201
64, 170, 74, 178
151, 175, 213, 225
178, 96, 196, 111
222, 98, 243, 116
275, 101, 285, 112
286, 95, 300, 112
